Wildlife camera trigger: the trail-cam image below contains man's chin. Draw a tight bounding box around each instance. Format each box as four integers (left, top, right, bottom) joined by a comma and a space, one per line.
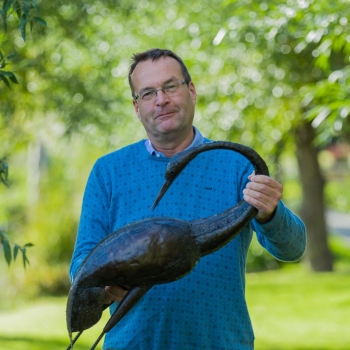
155, 120, 182, 134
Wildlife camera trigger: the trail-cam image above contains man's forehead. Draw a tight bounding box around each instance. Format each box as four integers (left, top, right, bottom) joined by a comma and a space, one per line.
131, 56, 183, 88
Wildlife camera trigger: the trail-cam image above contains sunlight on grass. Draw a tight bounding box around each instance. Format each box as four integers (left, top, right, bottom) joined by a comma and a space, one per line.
0, 297, 109, 350
247, 265, 350, 350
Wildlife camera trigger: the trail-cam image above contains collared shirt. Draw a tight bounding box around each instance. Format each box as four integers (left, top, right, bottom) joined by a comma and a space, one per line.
143, 126, 204, 158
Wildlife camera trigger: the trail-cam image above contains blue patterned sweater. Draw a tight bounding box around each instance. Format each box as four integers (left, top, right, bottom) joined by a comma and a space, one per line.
70, 139, 306, 350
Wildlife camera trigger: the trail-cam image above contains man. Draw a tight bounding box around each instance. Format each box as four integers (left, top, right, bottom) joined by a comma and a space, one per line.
70, 48, 306, 350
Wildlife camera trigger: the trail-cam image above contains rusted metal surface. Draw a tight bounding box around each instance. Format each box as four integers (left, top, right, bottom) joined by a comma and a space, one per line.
66, 141, 269, 349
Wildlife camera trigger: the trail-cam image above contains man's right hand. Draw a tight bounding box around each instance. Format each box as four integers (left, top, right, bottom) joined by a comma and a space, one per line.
104, 285, 130, 304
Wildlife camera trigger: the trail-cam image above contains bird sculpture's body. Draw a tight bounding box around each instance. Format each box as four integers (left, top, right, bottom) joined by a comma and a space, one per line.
66, 141, 269, 349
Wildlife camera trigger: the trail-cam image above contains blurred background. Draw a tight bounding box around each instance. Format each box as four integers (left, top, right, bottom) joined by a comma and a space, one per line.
1, 0, 349, 349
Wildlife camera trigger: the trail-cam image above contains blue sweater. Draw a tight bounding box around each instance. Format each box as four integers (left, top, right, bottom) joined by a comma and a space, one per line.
70, 139, 306, 350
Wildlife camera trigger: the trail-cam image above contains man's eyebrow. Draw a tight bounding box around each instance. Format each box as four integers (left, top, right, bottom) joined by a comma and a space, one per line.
138, 77, 179, 92
163, 78, 178, 85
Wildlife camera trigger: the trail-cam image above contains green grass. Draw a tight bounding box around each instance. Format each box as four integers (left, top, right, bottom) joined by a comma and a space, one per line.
247, 266, 350, 350
0, 266, 349, 350
0, 297, 109, 350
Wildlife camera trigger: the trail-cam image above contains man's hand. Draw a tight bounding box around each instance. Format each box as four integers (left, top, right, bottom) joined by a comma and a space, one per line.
243, 173, 282, 224
104, 285, 130, 304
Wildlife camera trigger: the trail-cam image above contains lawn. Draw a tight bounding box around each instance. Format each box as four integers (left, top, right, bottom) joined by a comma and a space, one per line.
0, 265, 349, 350
247, 266, 350, 350
0, 297, 108, 350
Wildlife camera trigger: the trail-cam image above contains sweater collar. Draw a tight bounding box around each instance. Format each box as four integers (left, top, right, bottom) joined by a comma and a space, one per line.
144, 126, 204, 158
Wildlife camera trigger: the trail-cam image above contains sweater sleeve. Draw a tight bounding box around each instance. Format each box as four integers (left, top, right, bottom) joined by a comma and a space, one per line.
251, 200, 306, 261
69, 160, 111, 281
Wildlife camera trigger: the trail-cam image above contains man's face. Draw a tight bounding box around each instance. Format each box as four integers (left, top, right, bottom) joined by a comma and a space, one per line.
131, 57, 197, 142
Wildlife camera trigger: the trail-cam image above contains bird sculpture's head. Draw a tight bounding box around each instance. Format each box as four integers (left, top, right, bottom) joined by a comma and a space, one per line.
151, 148, 197, 211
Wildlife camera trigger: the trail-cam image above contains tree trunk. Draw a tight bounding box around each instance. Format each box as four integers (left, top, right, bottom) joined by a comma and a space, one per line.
295, 121, 333, 271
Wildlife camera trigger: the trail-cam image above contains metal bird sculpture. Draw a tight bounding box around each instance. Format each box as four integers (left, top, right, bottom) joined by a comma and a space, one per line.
66, 141, 269, 349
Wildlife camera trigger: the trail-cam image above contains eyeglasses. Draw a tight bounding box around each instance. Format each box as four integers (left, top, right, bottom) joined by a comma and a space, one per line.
134, 80, 188, 102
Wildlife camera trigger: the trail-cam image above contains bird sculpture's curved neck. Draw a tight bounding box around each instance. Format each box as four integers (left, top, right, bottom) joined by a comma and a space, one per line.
152, 141, 269, 256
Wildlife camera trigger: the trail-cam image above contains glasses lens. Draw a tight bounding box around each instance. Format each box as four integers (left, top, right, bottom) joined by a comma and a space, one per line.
140, 90, 156, 101
163, 81, 181, 94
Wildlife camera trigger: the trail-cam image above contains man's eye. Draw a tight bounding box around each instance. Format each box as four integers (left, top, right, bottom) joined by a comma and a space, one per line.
141, 90, 154, 99
165, 84, 177, 91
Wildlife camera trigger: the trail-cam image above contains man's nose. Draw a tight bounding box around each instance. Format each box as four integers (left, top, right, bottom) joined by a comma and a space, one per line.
155, 89, 170, 105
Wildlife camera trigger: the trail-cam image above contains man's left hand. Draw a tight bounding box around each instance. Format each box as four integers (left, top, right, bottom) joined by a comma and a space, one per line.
243, 173, 282, 224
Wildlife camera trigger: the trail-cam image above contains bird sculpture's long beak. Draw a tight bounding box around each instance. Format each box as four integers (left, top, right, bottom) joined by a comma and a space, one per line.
151, 180, 172, 210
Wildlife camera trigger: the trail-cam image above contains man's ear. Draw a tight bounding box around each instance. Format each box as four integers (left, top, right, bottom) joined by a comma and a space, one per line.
188, 81, 197, 105
133, 99, 141, 121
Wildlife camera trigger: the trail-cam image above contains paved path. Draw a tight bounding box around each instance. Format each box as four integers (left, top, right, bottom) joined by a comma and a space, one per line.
326, 210, 350, 244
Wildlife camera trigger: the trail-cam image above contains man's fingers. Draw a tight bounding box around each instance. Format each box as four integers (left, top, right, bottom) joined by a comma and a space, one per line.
248, 174, 282, 190
243, 190, 274, 211
104, 285, 130, 303
243, 174, 283, 221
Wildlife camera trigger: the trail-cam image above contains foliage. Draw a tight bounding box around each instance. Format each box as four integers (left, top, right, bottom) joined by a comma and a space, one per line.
0, 229, 32, 267
0, 158, 33, 267
0, 157, 9, 186
0, 0, 45, 265
0, 0, 46, 88
1, 156, 33, 269
0, 50, 18, 87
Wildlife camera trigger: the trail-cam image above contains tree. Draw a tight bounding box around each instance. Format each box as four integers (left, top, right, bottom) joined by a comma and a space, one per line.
0, 0, 47, 87
0, 158, 32, 267
0, 0, 45, 266
185, 0, 349, 271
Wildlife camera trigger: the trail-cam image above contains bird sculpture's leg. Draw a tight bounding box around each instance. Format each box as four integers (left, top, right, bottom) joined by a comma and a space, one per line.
66, 331, 82, 350
89, 285, 152, 350
103, 284, 151, 333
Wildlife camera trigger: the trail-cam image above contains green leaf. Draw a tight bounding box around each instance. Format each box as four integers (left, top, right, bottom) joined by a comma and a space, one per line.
0, 71, 18, 84
14, 0, 21, 18
9, 73, 18, 84
1, 9, 7, 33
0, 173, 9, 185
6, 53, 17, 60
32, 0, 39, 12
22, 248, 30, 268
0, 8, 5, 22
33, 16, 47, 27
2, 238, 12, 265
0, 157, 9, 186
20, 24, 26, 41
0, 74, 10, 88
22, 1, 30, 17
24, 255, 30, 268
14, 244, 19, 260
13, 243, 32, 265
19, 14, 27, 41
0, 230, 9, 240
0, 70, 13, 77
3, 0, 15, 12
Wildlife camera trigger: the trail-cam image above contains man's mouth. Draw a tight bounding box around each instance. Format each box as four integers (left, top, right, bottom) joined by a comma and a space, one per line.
155, 110, 177, 119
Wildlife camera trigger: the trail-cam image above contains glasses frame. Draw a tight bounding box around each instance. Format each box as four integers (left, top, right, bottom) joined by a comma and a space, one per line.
133, 79, 189, 102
